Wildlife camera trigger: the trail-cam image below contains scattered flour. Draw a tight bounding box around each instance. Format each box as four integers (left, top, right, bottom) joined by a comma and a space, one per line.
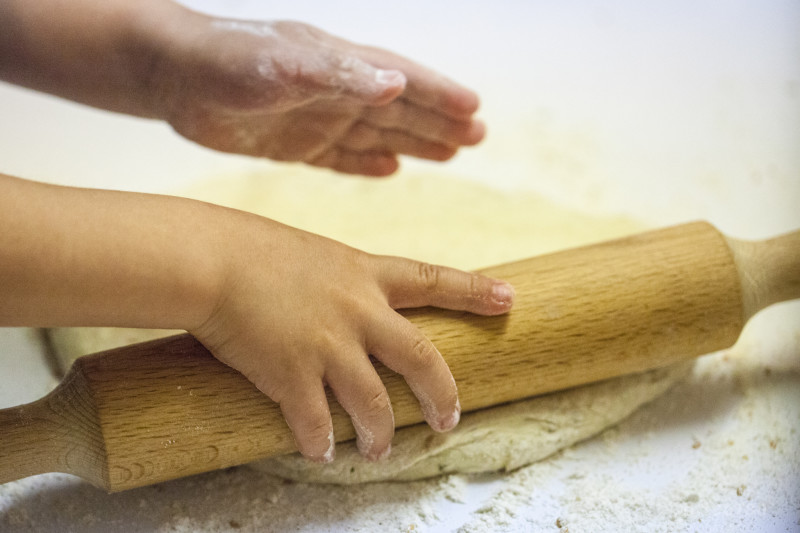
209, 20, 277, 38
3, 304, 797, 532
456, 303, 800, 533
3, 169, 798, 531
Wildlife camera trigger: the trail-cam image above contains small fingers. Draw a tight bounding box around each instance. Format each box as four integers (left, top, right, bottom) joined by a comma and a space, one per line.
333, 61, 407, 106
278, 383, 335, 463
362, 100, 486, 147
310, 148, 399, 176
376, 257, 515, 315
313, 49, 407, 106
339, 122, 458, 162
368, 313, 459, 432
354, 46, 481, 119
326, 348, 395, 461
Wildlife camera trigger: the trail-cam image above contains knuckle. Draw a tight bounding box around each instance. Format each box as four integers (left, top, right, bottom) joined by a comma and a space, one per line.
250, 369, 292, 402
309, 149, 339, 171
383, 100, 405, 123
363, 387, 392, 420
256, 378, 285, 401
312, 325, 350, 358
430, 144, 457, 161
284, 405, 332, 455
440, 118, 462, 140
416, 262, 441, 292
302, 417, 333, 444
369, 100, 404, 125
345, 122, 378, 150
410, 336, 439, 369
468, 273, 487, 302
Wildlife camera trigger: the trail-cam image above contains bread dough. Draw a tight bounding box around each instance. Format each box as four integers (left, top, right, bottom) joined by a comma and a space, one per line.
47, 167, 645, 369
47, 167, 689, 483
252, 362, 690, 483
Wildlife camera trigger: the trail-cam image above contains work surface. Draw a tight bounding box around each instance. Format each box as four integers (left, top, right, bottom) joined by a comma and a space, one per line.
1, 0, 799, 530
1, 310, 798, 531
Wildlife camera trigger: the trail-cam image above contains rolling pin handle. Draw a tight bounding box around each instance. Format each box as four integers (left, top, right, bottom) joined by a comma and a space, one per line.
0, 400, 62, 484
0, 369, 107, 488
727, 230, 800, 320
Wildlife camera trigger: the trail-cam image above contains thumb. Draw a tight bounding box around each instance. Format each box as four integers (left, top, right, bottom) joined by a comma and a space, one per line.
332, 56, 406, 106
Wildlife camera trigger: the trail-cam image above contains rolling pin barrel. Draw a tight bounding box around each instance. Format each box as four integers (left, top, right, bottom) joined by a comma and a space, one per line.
0, 221, 798, 491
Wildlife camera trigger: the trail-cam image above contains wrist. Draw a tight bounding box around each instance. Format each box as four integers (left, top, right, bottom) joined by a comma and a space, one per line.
117, 0, 206, 119
182, 205, 253, 345
0, 0, 200, 118
0, 175, 228, 331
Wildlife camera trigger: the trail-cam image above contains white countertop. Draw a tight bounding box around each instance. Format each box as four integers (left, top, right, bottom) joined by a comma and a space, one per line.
1, 1, 799, 531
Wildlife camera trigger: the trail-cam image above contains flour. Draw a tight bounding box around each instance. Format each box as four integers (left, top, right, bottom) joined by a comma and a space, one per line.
46, 169, 665, 484
48, 168, 644, 370
18, 170, 798, 531
210, 20, 277, 39
2, 305, 798, 531
456, 303, 800, 532
250, 363, 690, 483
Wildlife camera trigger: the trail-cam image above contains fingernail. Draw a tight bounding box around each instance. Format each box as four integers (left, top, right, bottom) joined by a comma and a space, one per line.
437, 398, 461, 432
375, 69, 405, 86
372, 443, 392, 462
352, 415, 375, 459
491, 282, 515, 306
466, 120, 487, 145
313, 429, 335, 464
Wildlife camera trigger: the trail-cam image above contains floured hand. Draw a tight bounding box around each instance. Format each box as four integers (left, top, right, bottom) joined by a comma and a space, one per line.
190, 210, 514, 462
150, 17, 486, 175
1, 1, 484, 175
0, 173, 514, 465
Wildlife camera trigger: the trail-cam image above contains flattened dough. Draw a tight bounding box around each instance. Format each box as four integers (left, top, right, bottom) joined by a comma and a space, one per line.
252, 363, 690, 483
47, 167, 689, 483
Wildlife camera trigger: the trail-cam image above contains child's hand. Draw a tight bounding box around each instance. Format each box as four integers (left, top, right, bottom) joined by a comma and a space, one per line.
0, 174, 514, 463
191, 211, 514, 462
151, 16, 485, 176
1, 1, 483, 175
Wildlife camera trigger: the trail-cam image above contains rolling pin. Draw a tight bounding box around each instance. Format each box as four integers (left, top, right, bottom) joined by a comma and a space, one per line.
1, 221, 798, 492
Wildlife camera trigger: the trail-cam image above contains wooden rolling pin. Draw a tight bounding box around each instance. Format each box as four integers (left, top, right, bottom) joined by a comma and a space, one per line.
1, 221, 798, 492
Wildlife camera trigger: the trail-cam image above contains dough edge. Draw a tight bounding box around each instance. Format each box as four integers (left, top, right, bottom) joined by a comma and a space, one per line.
250, 362, 691, 484
44, 169, 685, 484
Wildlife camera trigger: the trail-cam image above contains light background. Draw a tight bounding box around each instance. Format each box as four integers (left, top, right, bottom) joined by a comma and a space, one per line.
1, 1, 798, 531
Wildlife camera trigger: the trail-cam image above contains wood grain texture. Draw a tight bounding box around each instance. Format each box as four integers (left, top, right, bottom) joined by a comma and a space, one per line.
727, 230, 800, 318
0, 364, 106, 486
1, 221, 797, 491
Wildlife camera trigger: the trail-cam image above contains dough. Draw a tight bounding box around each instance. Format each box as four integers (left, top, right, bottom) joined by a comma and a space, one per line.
47, 167, 689, 483
47, 167, 644, 369
252, 363, 690, 483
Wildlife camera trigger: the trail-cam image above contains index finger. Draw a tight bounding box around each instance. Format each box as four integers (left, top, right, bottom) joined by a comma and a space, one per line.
374, 256, 515, 315
367, 311, 460, 433
354, 46, 481, 120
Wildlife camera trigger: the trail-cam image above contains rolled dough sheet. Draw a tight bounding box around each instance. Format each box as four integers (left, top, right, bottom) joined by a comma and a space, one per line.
252, 362, 690, 483
47, 167, 645, 369
47, 168, 689, 482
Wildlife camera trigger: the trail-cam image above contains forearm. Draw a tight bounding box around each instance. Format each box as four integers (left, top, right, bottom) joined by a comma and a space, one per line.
0, 0, 194, 118
0, 173, 223, 330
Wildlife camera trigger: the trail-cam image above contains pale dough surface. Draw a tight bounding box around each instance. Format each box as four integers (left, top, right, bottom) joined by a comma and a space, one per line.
253, 363, 690, 483
47, 167, 689, 483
